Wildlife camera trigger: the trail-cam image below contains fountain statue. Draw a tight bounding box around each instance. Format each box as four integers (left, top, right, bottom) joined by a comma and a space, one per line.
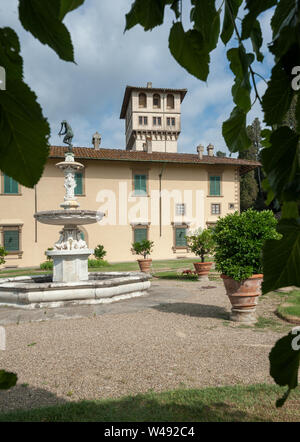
0, 123, 151, 309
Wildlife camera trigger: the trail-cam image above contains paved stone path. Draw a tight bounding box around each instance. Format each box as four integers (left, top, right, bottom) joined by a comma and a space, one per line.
0, 278, 292, 412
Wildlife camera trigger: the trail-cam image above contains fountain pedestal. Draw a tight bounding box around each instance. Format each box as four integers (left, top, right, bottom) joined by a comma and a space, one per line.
48, 249, 93, 283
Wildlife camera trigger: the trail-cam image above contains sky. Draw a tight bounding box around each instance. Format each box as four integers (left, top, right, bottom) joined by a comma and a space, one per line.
1, 0, 274, 155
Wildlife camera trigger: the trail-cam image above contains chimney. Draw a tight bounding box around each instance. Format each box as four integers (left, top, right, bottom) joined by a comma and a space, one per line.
92, 131, 101, 150
147, 82, 152, 88
207, 143, 214, 157
197, 144, 204, 160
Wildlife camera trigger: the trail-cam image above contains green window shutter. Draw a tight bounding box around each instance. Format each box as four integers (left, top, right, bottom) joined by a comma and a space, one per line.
4, 175, 18, 194
75, 173, 83, 195
175, 228, 187, 247
80, 231, 85, 240
134, 228, 147, 243
134, 174, 147, 195
210, 176, 220, 196
4, 230, 19, 251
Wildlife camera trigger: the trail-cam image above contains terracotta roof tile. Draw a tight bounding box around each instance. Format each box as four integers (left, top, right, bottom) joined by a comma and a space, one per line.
49, 146, 260, 175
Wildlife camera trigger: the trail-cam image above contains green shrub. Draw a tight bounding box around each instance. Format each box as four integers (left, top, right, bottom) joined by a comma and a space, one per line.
88, 259, 109, 268
45, 248, 53, 262
0, 246, 7, 265
186, 228, 215, 262
94, 245, 107, 260
213, 209, 280, 281
132, 240, 154, 259
40, 261, 53, 270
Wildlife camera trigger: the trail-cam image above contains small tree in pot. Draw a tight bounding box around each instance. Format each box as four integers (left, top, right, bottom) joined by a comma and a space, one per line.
132, 239, 154, 273
186, 228, 215, 282
213, 209, 280, 323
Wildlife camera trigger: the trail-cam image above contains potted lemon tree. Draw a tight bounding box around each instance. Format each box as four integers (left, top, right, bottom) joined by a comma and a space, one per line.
186, 228, 215, 282
213, 209, 280, 323
132, 239, 154, 273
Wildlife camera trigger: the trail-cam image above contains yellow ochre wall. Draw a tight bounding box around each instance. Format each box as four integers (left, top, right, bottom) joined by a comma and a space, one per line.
0, 158, 240, 268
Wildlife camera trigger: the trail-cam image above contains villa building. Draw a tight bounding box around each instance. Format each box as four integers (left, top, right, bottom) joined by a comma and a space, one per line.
0, 84, 259, 268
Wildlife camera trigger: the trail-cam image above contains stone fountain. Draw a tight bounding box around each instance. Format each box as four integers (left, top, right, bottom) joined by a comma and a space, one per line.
0, 122, 151, 309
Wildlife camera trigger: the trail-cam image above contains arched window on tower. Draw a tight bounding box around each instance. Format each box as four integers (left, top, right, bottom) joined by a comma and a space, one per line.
167, 94, 174, 109
153, 93, 161, 108
139, 93, 146, 108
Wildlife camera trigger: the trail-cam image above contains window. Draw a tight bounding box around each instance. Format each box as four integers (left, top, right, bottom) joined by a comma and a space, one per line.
138, 116, 148, 126
209, 176, 221, 196
3, 175, 18, 194
167, 94, 174, 109
166, 117, 171, 126
134, 227, 148, 243
229, 203, 235, 210
75, 173, 83, 195
139, 93, 146, 108
139, 116, 143, 125
3, 228, 20, 252
144, 116, 148, 125
211, 204, 221, 215
176, 203, 186, 216
157, 117, 161, 125
153, 117, 157, 125
171, 117, 175, 126
175, 227, 187, 247
134, 174, 147, 196
153, 94, 161, 108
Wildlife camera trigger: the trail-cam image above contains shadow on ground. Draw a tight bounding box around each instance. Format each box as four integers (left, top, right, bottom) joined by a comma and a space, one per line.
153, 302, 229, 320
0, 390, 266, 422
0, 384, 67, 414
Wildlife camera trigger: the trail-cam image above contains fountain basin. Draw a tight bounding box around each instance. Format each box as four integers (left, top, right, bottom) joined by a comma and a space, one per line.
0, 272, 151, 309
34, 210, 102, 225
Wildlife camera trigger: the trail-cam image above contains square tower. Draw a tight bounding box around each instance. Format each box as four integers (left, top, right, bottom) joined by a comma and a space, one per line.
120, 83, 187, 153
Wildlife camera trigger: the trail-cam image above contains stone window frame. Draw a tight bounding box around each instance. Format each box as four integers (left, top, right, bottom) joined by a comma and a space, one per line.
131, 167, 150, 197
130, 222, 150, 254
138, 92, 147, 108
0, 172, 21, 196
175, 203, 186, 216
0, 224, 23, 258
153, 93, 161, 108
211, 203, 221, 215
207, 171, 223, 197
228, 202, 235, 210
74, 168, 86, 197
171, 221, 190, 253
171, 117, 176, 126
167, 93, 175, 109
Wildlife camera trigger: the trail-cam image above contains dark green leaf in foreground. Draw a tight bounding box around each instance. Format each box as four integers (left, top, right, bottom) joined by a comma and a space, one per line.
241, 0, 277, 40
262, 218, 300, 294
125, 0, 167, 31
0, 28, 23, 81
169, 22, 210, 81
191, 0, 220, 52
261, 127, 300, 201
222, 106, 251, 152
0, 370, 17, 390
249, 19, 264, 62
18, 0, 74, 62
59, 0, 85, 20
269, 331, 300, 407
262, 62, 294, 126
221, 0, 242, 45
227, 47, 254, 112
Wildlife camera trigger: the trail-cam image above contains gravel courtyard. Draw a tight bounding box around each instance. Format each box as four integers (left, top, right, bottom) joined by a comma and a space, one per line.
0, 278, 292, 412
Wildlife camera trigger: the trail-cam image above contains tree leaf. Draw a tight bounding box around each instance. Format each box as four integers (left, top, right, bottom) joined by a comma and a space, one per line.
222, 106, 251, 152
262, 62, 294, 126
125, 0, 167, 31
241, 0, 277, 40
191, 0, 220, 52
227, 47, 254, 112
59, 0, 85, 20
296, 92, 300, 133
0, 79, 50, 188
271, 0, 297, 40
221, 0, 242, 45
169, 22, 210, 81
0, 370, 17, 390
269, 331, 300, 407
250, 19, 264, 62
262, 218, 300, 294
18, 0, 74, 62
0, 28, 23, 81
261, 127, 300, 201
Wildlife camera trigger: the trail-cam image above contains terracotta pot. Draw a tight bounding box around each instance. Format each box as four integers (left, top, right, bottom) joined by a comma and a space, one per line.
193, 262, 213, 281
221, 274, 263, 323
138, 258, 152, 273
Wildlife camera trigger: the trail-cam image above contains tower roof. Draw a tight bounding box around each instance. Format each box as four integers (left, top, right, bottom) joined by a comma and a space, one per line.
120, 85, 187, 118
